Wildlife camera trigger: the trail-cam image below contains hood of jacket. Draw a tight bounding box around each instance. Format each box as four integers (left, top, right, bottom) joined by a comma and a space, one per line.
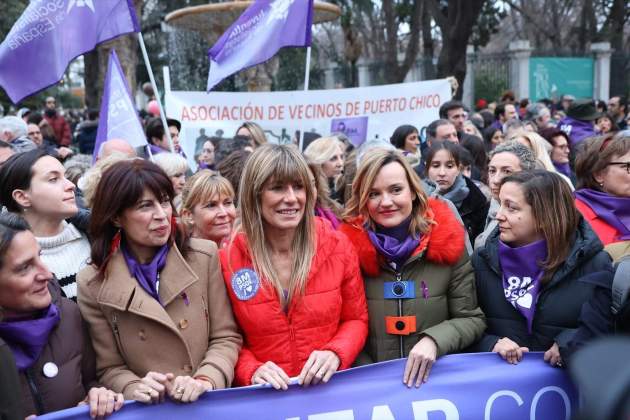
339, 198, 465, 276
478, 217, 603, 286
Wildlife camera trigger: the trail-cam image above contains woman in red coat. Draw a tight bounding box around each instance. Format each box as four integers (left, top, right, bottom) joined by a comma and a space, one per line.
221, 144, 368, 390
574, 132, 630, 253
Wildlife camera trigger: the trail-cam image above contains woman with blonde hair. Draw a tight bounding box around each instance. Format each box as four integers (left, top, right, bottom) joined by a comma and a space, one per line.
509, 129, 574, 189
220, 144, 368, 389
236, 121, 267, 148
340, 149, 485, 387
180, 170, 236, 247
152, 152, 189, 210
303, 136, 345, 202
306, 161, 342, 229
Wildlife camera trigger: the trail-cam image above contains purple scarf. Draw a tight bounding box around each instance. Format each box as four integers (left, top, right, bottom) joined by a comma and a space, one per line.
0, 304, 60, 371
499, 239, 548, 333
315, 206, 340, 229
367, 217, 420, 271
553, 161, 572, 178
575, 189, 630, 240
121, 242, 170, 304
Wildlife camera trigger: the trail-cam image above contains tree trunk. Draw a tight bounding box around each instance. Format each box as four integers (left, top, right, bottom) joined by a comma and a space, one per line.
83, 0, 143, 109
421, 3, 436, 80
431, 0, 486, 99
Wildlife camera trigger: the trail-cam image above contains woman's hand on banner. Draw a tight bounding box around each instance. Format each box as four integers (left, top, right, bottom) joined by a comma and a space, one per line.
404, 336, 437, 388
252, 361, 291, 390
132, 371, 174, 404
298, 350, 341, 387
80, 387, 124, 419
493, 337, 529, 364
543, 342, 563, 368
168, 375, 209, 403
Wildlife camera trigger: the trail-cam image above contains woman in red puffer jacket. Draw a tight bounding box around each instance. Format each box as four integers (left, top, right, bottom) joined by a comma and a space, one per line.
220, 144, 368, 389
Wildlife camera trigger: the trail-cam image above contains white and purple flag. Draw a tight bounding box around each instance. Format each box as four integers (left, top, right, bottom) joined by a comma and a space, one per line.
93, 50, 146, 163
0, 0, 140, 104
207, 0, 314, 91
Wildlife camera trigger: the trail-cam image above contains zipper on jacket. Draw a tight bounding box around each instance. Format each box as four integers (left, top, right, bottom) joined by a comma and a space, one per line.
396, 272, 404, 359
25, 367, 45, 415
288, 325, 298, 373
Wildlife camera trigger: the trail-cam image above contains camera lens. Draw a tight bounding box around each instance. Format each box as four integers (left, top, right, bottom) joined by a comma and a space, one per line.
392, 282, 405, 296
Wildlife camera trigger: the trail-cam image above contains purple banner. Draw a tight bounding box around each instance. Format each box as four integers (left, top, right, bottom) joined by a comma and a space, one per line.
0, 0, 140, 103
93, 49, 147, 162
331, 116, 369, 147
206, 0, 314, 91
40, 353, 576, 420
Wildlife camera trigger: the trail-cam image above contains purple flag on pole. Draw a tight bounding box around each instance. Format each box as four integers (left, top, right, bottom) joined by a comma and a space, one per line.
207, 0, 314, 91
93, 50, 147, 163
0, 0, 140, 104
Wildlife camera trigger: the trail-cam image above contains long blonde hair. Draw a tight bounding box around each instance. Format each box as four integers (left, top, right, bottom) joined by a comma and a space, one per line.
344, 148, 432, 237
236, 144, 316, 304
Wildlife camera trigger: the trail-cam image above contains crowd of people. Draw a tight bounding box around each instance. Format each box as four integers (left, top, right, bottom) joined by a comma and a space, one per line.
0, 90, 629, 419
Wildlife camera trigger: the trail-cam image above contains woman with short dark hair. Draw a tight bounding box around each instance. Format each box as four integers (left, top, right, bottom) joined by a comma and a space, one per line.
0, 213, 123, 418
78, 159, 241, 404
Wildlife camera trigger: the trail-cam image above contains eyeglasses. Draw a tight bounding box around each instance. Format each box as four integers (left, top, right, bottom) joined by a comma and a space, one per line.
608, 161, 630, 174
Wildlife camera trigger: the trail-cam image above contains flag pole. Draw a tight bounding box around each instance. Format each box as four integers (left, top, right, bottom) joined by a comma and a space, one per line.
298, 46, 312, 152
137, 32, 175, 153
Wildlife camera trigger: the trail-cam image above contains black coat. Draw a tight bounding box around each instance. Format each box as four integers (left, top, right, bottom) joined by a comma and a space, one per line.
459, 176, 489, 242
470, 219, 613, 356
0, 338, 22, 420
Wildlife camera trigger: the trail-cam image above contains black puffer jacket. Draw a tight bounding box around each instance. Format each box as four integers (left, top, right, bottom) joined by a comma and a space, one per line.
471, 219, 613, 356
459, 176, 490, 242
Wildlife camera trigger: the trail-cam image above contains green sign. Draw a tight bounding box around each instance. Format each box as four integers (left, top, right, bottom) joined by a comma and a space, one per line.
529, 57, 593, 101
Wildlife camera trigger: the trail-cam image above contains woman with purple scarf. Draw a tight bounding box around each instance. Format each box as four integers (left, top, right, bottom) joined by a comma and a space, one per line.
340, 149, 485, 388
574, 132, 630, 262
0, 213, 123, 418
77, 160, 241, 405
471, 171, 613, 365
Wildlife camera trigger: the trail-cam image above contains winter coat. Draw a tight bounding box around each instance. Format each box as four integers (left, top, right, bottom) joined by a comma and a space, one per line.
44, 113, 71, 146
471, 219, 613, 357
220, 218, 368, 386
339, 198, 486, 363
75, 120, 98, 155
575, 197, 625, 247
78, 239, 242, 398
17, 282, 97, 416
0, 338, 22, 420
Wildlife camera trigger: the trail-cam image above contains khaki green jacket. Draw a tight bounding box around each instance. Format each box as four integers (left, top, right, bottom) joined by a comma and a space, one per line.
340, 198, 486, 363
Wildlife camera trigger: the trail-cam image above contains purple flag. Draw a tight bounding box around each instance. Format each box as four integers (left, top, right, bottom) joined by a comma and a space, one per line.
207, 0, 314, 91
93, 50, 147, 163
0, 0, 140, 104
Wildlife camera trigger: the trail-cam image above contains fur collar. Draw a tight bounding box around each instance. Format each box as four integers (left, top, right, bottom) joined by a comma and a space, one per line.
339, 198, 465, 276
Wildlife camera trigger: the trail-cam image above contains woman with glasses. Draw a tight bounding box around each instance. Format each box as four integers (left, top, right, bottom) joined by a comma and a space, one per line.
574, 132, 630, 261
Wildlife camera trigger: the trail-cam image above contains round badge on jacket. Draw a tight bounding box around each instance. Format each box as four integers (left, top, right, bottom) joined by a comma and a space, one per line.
231, 268, 260, 301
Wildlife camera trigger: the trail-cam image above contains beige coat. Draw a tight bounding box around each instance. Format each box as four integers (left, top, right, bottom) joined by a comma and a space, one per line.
77, 239, 241, 398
